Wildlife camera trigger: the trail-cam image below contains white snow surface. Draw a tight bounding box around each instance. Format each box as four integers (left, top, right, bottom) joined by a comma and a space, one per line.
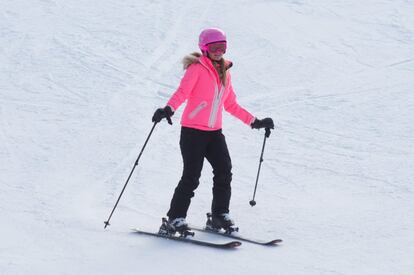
1, 1, 414, 274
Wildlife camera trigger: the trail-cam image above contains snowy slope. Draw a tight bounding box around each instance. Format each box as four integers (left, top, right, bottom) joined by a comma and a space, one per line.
1, 0, 414, 274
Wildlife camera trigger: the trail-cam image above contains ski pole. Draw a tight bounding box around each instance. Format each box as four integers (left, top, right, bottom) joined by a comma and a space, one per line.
104, 121, 159, 229
249, 127, 271, 207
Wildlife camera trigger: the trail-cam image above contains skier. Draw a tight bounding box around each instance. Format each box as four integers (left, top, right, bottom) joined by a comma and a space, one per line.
152, 28, 274, 235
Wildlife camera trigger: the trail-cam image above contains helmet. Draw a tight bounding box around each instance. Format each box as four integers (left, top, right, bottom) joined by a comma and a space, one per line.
198, 28, 227, 52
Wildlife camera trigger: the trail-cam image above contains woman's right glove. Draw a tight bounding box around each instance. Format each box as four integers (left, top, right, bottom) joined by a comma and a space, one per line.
251, 117, 274, 129
152, 106, 174, 124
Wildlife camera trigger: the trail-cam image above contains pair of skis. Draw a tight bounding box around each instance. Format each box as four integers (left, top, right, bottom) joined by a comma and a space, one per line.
132, 225, 282, 249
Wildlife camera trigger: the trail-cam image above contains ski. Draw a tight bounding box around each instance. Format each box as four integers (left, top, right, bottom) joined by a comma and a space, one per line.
131, 228, 242, 249
189, 226, 282, 246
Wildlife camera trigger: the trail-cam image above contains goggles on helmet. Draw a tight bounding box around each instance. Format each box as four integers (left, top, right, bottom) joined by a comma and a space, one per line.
207, 42, 227, 54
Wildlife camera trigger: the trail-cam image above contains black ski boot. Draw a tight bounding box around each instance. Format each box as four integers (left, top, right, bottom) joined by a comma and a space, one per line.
205, 213, 239, 234
158, 217, 194, 237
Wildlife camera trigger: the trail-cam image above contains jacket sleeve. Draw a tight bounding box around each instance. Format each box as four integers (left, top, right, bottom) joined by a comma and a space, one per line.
223, 77, 255, 126
166, 64, 199, 111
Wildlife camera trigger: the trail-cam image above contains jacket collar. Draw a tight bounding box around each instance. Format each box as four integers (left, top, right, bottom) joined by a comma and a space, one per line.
182, 52, 233, 71
199, 55, 233, 71
182, 53, 232, 88
199, 56, 233, 88
199, 56, 221, 87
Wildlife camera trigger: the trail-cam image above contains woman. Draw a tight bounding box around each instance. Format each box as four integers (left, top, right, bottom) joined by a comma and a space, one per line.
152, 28, 274, 235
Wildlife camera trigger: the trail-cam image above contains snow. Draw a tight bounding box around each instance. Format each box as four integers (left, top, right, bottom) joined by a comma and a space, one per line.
1, 0, 414, 274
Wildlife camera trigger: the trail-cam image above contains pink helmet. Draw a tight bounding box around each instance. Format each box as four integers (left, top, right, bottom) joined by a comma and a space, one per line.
198, 28, 227, 52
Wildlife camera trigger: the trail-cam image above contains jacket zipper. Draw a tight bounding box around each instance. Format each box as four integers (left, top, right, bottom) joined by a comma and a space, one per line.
208, 85, 225, 128
199, 58, 225, 128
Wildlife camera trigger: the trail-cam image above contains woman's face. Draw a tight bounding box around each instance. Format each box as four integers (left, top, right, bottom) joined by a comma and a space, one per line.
208, 51, 224, 61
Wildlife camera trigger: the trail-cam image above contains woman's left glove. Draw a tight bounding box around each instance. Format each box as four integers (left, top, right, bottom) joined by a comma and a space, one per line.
152, 106, 174, 124
251, 117, 274, 129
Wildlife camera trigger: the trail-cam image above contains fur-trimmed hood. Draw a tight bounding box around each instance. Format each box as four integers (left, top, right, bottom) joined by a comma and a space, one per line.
182, 52, 202, 69
182, 52, 233, 70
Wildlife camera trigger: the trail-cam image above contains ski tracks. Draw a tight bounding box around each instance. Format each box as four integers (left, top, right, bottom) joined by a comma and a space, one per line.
0, 104, 19, 189
129, 0, 213, 94
104, 0, 214, 196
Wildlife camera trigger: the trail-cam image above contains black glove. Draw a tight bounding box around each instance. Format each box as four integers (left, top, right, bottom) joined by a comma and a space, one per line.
152, 106, 174, 124
251, 117, 274, 129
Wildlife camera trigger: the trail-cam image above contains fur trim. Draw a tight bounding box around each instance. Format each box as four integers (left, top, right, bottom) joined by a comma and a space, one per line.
225, 61, 233, 70
181, 52, 233, 72
182, 52, 202, 69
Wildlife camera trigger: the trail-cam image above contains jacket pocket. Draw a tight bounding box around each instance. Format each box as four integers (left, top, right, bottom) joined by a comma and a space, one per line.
188, 101, 208, 119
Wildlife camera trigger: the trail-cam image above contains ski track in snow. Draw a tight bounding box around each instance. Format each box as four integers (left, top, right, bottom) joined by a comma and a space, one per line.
1, 0, 414, 275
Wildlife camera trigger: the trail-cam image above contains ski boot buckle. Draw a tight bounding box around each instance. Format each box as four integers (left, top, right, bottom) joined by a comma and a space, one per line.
224, 225, 239, 235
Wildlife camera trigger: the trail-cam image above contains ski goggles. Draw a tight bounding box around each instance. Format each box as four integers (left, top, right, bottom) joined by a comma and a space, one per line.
207, 42, 227, 54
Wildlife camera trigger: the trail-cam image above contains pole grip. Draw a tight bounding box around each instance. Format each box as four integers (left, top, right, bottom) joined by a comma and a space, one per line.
265, 127, 271, 138
166, 115, 173, 125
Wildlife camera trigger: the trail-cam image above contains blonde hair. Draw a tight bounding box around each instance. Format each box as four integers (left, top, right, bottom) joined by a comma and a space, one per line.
212, 57, 227, 86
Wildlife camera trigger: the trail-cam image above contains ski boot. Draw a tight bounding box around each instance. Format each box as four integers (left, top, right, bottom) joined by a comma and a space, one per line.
158, 217, 194, 238
205, 213, 239, 234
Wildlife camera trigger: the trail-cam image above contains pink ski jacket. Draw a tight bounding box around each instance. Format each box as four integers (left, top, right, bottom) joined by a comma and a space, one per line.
167, 53, 255, 131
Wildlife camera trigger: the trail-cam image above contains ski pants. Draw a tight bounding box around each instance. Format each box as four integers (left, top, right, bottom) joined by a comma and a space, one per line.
167, 127, 232, 219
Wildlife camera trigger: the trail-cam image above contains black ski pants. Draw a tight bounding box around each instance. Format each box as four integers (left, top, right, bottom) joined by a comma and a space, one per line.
167, 127, 232, 219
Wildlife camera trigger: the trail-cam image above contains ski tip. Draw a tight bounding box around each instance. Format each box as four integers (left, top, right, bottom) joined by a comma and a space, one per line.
267, 239, 283, 245
227, 241, 242, 248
